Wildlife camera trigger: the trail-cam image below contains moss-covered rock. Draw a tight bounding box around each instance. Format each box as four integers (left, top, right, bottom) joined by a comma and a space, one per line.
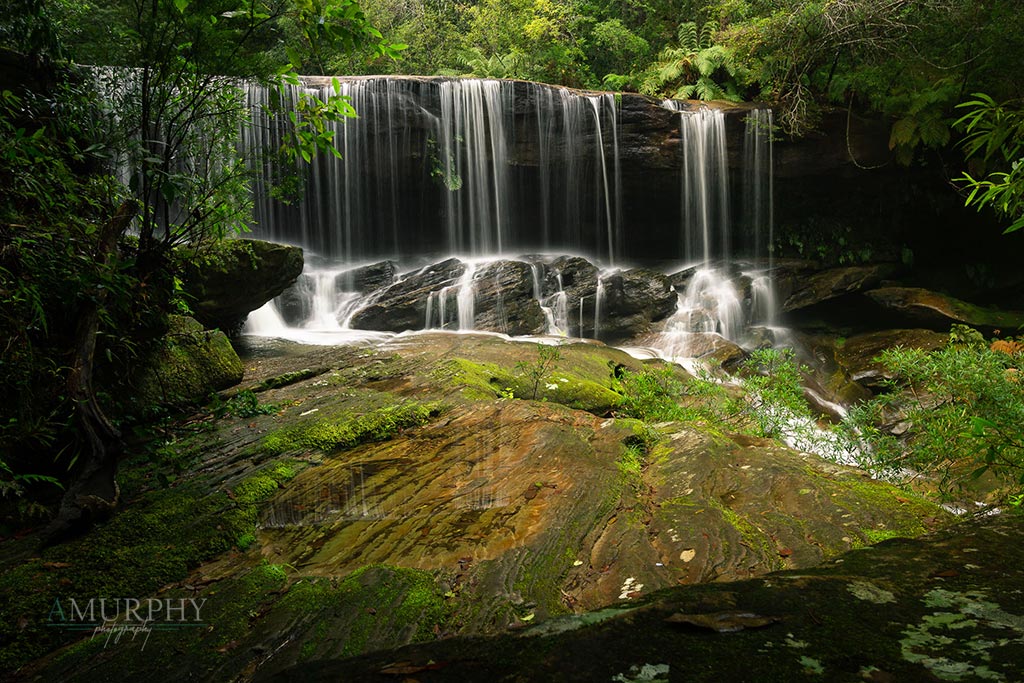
865, 286, 1024, 334
5, 332, 961, 681
176, 238, 303, 333
271, 513, 1024, 683
131, 315, 243, 410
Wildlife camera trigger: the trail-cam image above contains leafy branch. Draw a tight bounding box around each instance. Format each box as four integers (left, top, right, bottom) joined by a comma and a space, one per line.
954, 93, 1024, 234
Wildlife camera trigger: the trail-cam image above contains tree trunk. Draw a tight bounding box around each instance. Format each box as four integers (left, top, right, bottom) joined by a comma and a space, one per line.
46, 202, 137, 541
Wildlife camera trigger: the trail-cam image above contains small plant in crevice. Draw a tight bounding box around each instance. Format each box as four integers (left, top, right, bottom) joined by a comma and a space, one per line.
516, 344, 562, 401
214, 389, 279, 419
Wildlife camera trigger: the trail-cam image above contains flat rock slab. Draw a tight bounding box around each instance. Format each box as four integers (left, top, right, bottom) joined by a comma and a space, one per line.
15, 334, 953, 682
780, 264, 897, 313
275, 512, 1024, 683
866, 287, 1024, 333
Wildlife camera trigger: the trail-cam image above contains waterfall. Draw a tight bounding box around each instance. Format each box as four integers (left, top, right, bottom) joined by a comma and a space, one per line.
243, 301, 289, 336
424, 262, 477, 330
652, 102, 773, 358
549, 290, 569, 336
531, 262, 568, 336
438, 80, 510, 254
744, 108, 774, 266
245, 79, 428, 258
594, 277, 606, 340
656, 269, 744, 360
662, 101, 731, 264
237, 78, 780, 354
243, 77, 622, 261
589, 97, 616, 265
456, 263, 477, 330
305, 270, 347, 331
750, 272, 777, 326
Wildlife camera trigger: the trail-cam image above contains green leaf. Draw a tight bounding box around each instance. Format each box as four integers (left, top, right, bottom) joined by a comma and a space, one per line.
889, 118, 917, 149
173, 0, 189, 13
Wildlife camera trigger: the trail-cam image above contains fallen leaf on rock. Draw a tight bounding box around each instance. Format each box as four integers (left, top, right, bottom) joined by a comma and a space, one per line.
931, 569, 960, 578
43, 562, 71, 569
779, 548, 793, 558
664, 611, 782, 633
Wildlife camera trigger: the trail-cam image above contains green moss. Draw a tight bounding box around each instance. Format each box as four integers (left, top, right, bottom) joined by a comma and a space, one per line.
706, 497, 780, 568
225, 461, 301, 548
132, 315, 244, 411
233, 474, 281, 505
0, 480, 249, 671
530, 374, 622, 413
431, 358, 514, 400
277, 565, 451, 658
862, 528, 902, 544
830, 475, 939, 539
431, 355, 623, 414
255, 367, 326, 392
261, 401, 442, 455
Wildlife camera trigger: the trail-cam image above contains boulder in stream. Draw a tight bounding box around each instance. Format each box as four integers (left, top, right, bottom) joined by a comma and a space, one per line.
779, 263, 897, 313
599, 268, 679, 342
335, 260, 398, 294
471, 259, 547, 335
348, 258, 466, 331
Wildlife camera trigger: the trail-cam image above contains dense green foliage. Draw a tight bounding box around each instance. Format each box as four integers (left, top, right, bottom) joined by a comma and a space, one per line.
614, 350, 811, 440
322, 1, 1020, 135
846, 328, 1024, 502
0, 0, 393, 519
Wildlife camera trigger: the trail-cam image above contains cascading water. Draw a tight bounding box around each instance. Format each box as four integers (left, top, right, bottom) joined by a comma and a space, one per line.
455, 263, 477, 331
241, 79, 776, 358
243, 77, 622, 262
744, 108, 774, 267
438, 81, 510, 254
425, 262, 477, 330
245, 79, 427, 258
662, 101, 730, 264
749, 272, 777, 327
651, 103, 775, 360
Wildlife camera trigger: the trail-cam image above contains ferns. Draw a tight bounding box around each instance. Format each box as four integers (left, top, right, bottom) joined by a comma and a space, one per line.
677, 21, 700, 53
639, 21, 743, 102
